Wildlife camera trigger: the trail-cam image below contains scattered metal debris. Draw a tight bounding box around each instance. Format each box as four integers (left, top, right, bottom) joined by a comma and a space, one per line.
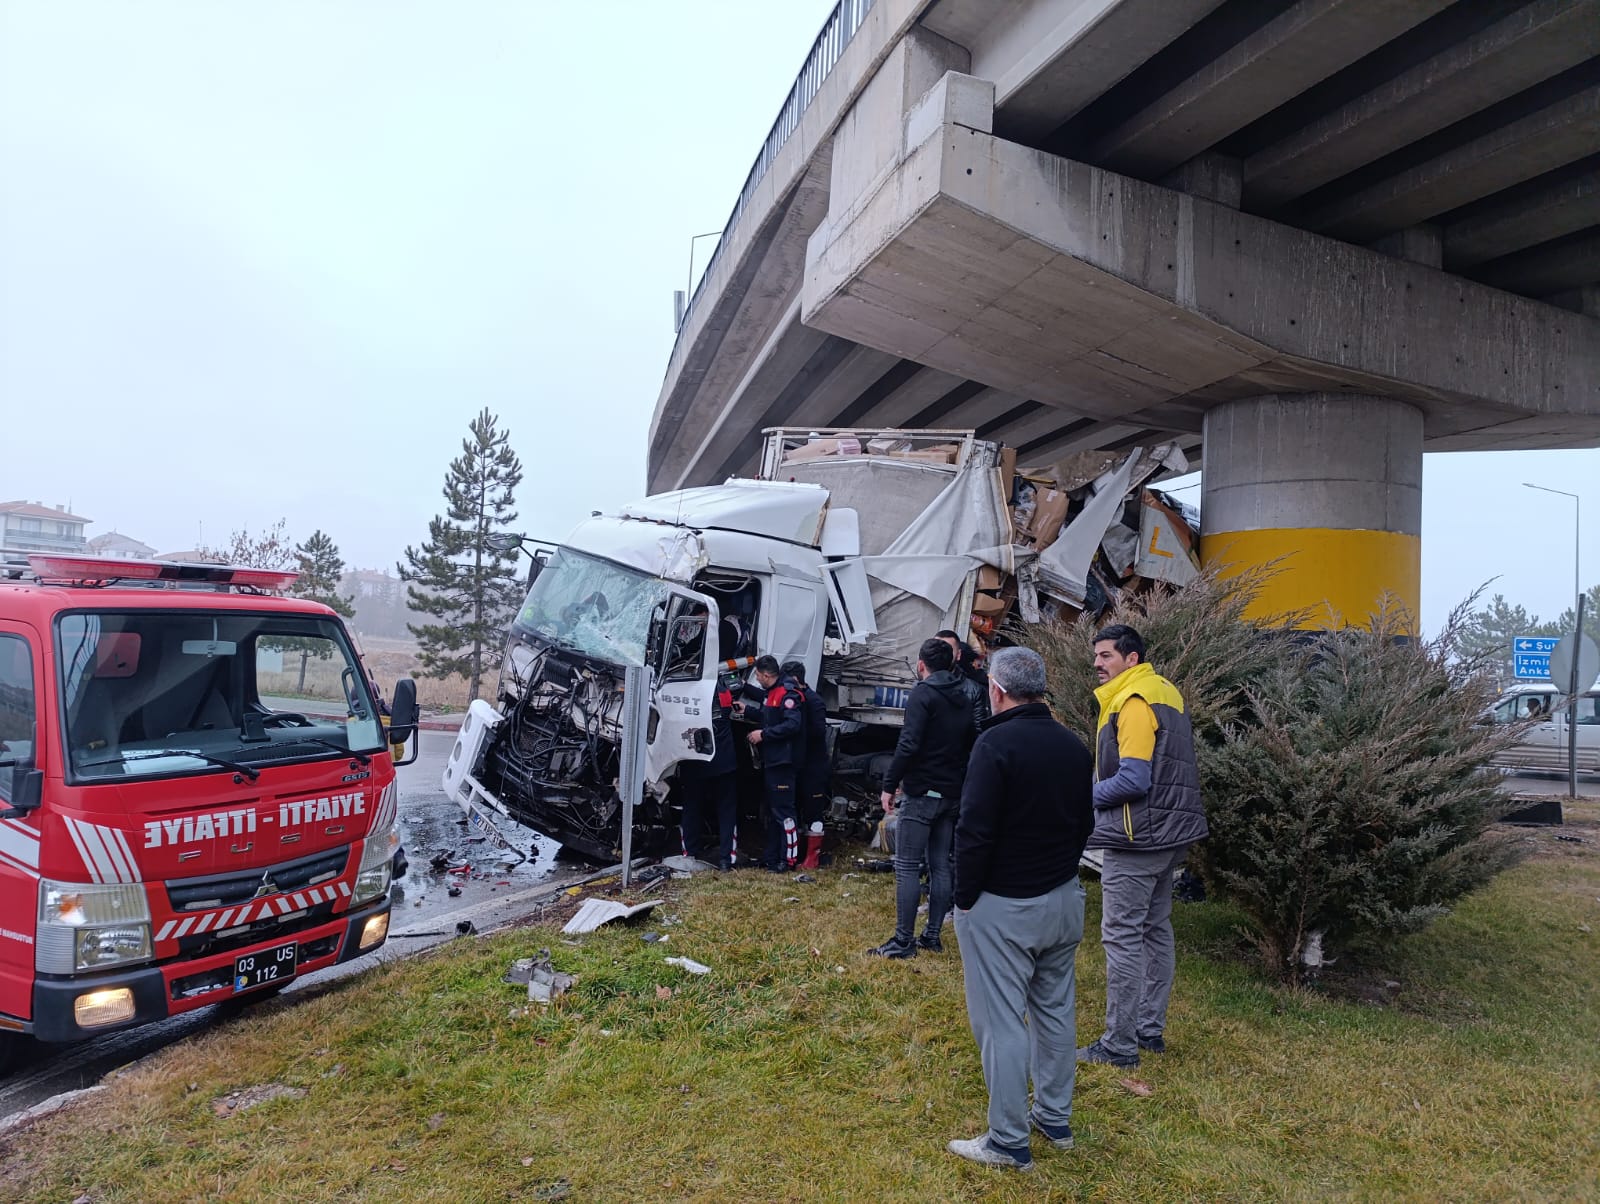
562, 898, 663, 934
660, 854, 718, 874
663, 956, 710, 975
455, 920, 478, 937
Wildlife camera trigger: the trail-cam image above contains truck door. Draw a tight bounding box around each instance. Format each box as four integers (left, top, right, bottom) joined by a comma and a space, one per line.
0, 622, 43, 1023
645, 588, 720, 782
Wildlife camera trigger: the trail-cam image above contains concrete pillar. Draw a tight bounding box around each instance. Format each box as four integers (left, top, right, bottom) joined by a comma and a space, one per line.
1200, 394, 1423, 629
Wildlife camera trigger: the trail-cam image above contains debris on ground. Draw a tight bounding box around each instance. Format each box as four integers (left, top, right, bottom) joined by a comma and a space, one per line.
447, 884, 463, 898
429, 851, 453, 872
1118, 1078, 1154, 1097
794, 873, 816, 883
660, 854, 718, 874
455, 920, 478, 937
663, 956, 710, 975
562, 898, 663, 934
211, 1083, 308, 1117
505, 949, 575, 1003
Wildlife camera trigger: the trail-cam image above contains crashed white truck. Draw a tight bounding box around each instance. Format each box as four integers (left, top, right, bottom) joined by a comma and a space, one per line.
443, 428, 1196, 862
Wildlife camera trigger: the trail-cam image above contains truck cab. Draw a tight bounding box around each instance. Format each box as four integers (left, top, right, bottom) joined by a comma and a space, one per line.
0, 554, 414, 1065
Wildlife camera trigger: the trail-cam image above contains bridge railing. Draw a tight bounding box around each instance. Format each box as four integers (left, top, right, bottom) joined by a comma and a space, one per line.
675, 0, 876, 342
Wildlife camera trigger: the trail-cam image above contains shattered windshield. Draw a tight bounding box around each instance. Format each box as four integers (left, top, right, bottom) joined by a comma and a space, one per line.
512, 548, 666, 665
58, 610, 385, 783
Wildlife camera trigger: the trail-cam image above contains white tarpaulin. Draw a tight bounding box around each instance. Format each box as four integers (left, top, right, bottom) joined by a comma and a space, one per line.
1036, 452, 1140, 604
826, 460, 1012, 679
855, 461, 1013, 609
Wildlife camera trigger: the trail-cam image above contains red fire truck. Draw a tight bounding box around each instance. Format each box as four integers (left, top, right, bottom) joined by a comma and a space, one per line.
0, 553, 418, 1068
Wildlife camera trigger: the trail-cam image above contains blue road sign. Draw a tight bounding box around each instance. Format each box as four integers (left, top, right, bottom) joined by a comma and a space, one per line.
1512, 635, 1559, 679
1514, 653, 1552, 678
1513, 637, 1560, 653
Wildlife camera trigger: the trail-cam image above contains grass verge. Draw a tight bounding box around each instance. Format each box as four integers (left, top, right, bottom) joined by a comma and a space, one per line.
2, 806, 1597, 1203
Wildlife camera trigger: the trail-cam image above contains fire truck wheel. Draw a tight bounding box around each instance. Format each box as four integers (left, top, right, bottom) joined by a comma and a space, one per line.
0, 1033, 34, 1078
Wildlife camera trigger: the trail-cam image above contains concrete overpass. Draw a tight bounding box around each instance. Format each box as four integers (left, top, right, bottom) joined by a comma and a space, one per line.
650, 0, 1600, 623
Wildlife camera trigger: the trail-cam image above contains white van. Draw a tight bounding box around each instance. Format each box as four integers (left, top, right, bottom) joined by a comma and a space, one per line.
1485, 684, 1600, 774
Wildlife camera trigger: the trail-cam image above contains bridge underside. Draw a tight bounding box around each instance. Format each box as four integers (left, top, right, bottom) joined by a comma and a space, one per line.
650, 2, 1600, 627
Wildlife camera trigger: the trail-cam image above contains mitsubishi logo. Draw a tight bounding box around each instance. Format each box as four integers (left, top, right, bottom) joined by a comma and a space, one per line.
252, 871, 280, 899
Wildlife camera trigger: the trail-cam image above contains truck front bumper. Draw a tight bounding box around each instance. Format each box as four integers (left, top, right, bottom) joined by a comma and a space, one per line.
30, 896, 391, 1043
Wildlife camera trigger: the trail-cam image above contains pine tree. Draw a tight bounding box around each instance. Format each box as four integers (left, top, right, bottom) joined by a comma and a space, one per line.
286, 531, 356, 691
1457, 592, 1540, 683
399, 409, 524, 701
1032, 573, 1522, 986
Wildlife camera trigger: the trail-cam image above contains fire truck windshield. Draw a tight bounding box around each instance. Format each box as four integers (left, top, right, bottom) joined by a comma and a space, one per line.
57, 610, 385, 783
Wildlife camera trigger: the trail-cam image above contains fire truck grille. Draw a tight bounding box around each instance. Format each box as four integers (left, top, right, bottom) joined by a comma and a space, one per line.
164, 846, 351, 913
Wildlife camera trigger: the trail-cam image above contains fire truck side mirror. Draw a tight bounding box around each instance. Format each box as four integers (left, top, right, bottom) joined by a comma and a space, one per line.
0, 766, 43, 818
387, 678, 420, 768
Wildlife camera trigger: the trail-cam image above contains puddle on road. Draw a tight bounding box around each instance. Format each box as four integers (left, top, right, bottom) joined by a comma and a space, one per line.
393, 791, 566, 915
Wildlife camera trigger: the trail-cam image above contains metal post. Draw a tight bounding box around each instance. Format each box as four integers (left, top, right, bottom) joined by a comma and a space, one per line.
618, 665, 652, 888
1570, 594, 1585, 800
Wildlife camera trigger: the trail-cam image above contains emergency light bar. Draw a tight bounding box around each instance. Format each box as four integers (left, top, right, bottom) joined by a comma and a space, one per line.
25, 554, 299, 591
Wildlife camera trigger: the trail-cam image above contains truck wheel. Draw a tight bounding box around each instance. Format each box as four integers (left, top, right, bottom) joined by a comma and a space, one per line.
0, 1032, 36, 1077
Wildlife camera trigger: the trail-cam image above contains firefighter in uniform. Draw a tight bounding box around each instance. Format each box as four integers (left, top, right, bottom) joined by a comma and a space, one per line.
678, 679, 739, 871
747, 654, 805, 872
782, 659, 830, 869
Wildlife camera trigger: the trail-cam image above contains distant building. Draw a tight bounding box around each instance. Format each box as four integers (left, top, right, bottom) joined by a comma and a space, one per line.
0, 501, 90, 553
154, 549, 224, 564
86, 531, 156, 560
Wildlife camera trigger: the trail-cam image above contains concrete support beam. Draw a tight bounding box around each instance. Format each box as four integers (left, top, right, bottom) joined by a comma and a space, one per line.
1443, 164, 1600, 269
1201, 394, 1423, 628
1244, 0, 1600, 210
1544, 285, 1600, 316
1089, 0, 1452, 179
921, 0, 1226, 140
1160, 152, 1243, 208
802, 80, 1600, 446
1474, 228, 1600, 296
1369, 224, 1442, 269
1305, 84, 1600, 241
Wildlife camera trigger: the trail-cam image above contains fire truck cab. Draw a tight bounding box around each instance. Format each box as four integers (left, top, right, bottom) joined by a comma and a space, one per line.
0, 553, 417, 1067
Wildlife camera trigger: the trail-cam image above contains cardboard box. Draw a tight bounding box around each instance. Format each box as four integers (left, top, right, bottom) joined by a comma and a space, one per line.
998, 446, 1017, 508
866, 436, 912, 456
888, 443, 960, 465
1024, 487, 1071, 549
781, 436, 861, 465
972, 565, 1007, 615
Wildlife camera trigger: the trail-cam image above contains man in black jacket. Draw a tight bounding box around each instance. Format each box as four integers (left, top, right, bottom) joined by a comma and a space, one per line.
746, 655, 806, 872
867, 638, 978, 959
947, 646, 1094, 1173
936, 628, 990, 726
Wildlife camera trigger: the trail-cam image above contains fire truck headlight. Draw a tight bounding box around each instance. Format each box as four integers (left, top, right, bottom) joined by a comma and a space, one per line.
74, 924, 154, 971
351, 862, 392, 907
74, 987, 136, 1028
351, 818, 399, 906
38, 881, 152, 974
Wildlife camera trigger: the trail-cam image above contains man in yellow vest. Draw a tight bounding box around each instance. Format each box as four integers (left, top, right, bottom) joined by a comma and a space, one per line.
1078, 625, 1207, 1068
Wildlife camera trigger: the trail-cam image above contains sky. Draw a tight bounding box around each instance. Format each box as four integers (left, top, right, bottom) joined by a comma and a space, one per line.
1, 1, 1595, 636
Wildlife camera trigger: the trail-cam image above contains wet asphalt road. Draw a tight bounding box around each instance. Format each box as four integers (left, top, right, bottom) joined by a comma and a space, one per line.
0, 730, 587, 1122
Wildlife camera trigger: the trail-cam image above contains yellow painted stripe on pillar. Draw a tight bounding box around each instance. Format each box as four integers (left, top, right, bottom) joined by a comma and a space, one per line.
1200, 527, 1420, 631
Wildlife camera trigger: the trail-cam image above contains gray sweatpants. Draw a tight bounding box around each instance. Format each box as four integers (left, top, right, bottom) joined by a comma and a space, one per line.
953, 876, 1084, 1150
1098, 845, 1190, 1057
